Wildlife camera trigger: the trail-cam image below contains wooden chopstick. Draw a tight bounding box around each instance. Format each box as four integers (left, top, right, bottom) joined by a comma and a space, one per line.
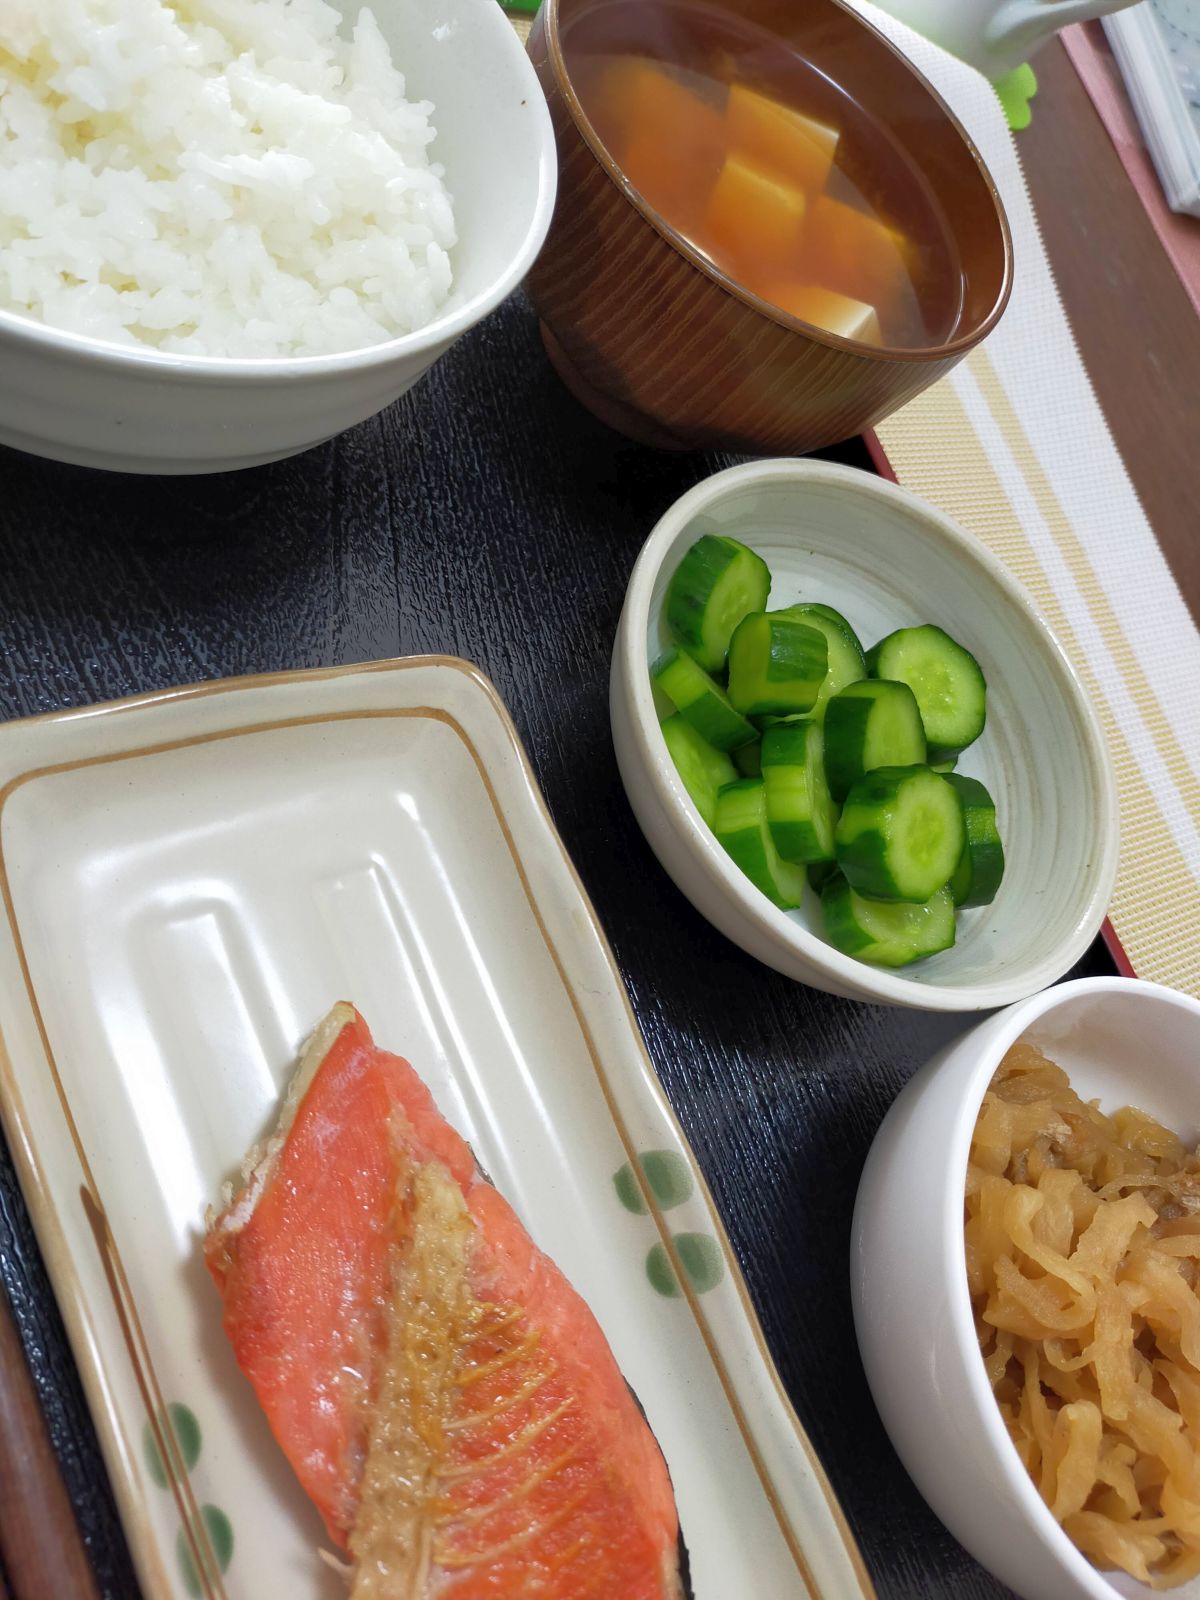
0, 1292, 102, 1600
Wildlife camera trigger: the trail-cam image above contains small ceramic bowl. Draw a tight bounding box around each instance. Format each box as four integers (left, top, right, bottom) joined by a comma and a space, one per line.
0, 0, 556, 475
609, 458, 1118, 1009
525, 0, 1012, 455
852, 976, 1200, 1600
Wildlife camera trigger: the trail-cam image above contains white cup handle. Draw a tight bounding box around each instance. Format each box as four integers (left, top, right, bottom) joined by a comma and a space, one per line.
988, 0, 1141, 52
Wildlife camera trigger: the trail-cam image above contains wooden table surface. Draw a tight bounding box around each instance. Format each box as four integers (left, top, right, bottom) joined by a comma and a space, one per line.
1020, 37, 1200, 622
0, 31, 1187, 1600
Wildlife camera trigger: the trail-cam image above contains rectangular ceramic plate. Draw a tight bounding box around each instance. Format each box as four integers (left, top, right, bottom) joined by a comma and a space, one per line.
0, 659, 873, 1600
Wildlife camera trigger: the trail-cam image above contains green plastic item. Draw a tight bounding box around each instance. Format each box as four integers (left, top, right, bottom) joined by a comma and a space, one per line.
994, 63, 1038, 132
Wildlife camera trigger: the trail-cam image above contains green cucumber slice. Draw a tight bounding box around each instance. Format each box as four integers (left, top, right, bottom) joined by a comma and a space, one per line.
930, 754, 958, 774
835, 764, 965, 902
761, 719, 836, 864
651, 648, 757, 751
713, 778, 807, 909
807, 859, 840, 894
821, 873, 957, 967
943, 773, 1005, 907
733, 739, 762, 777
790, 602, 865, 646
772, 604, 866, 719
751, 712, 806, 731
823, 679, 926, 801
866, 625, 986, 755
666, 535, 771, 673
727, 614, 828, 717
660, 715, 737, 829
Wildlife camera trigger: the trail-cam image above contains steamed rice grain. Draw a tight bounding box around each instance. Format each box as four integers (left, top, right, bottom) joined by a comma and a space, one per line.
0, 0, 457, 357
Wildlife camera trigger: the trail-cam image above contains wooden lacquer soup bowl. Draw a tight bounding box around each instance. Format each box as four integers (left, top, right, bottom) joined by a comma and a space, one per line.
526, 0, 1013, 454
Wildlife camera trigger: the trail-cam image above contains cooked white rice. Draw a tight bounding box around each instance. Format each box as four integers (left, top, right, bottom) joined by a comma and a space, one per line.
0, 0, 457, 357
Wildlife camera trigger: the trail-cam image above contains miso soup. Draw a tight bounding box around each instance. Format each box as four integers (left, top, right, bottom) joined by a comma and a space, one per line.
562, 0, 964, 350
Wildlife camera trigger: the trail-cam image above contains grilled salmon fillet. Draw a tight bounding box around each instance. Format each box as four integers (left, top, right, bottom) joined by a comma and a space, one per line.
205, 1004, 689, 1598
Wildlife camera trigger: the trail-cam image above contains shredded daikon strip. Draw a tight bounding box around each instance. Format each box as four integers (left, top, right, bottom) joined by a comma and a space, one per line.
970, 1044, 1200, 1589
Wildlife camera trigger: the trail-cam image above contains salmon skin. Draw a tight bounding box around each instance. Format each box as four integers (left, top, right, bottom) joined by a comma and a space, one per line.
206, 1004, 691, 1598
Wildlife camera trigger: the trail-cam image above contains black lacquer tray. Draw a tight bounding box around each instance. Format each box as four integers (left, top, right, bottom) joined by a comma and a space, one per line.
0, 293, 1115, 1600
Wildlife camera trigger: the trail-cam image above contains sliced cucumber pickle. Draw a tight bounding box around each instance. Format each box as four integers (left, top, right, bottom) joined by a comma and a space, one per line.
835, 764, 965, 903
943, 773, 1005, 907
866, 625, 986, 755
727, 613, 828, 718
660, 715, 737, 829
761, 719, 836, 864
654, 542, 1008, 973
821, 873, 957, 967
666, 535, 771, 674
772, 604, 866, 719
733, 739, 763, 777
823, 679, 925, 801
712, 778, 807, 910
789, 602, 865, 645
807, 858, 840, 894
652, 648, 757, 751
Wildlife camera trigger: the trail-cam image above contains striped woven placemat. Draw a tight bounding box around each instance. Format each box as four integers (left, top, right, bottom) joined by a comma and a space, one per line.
852, 2, 1200, 998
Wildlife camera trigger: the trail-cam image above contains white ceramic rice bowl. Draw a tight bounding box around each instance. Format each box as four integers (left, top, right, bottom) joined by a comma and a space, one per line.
609, 458, 1118, 1009
0, 0, 556, 475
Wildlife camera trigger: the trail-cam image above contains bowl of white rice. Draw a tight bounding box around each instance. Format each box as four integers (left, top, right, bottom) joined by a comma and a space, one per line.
0, 0, 556, 473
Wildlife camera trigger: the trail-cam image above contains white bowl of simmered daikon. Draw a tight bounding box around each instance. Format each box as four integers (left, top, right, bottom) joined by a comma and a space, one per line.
852, 977, 1200, 1600
609, 458, 1117, 1010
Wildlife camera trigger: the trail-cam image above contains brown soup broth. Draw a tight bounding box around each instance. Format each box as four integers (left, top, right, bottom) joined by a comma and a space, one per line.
562, 0, 964, 349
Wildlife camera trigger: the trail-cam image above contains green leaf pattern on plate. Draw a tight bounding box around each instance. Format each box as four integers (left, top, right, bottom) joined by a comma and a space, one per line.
143, 1402, 201, 1488
674, 1232, 724, 1292
645, 1242, 683, 1298
613, 1150, 724, 1296
178, 1506, 234, 1598
142, 1402, 235, 1594
613, 1161, 648, 1215
645, 1234, 725, 1298
612, 1149, 693, 1214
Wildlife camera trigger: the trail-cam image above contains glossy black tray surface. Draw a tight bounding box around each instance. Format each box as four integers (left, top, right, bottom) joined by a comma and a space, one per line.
0, 293, 1115, 1600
